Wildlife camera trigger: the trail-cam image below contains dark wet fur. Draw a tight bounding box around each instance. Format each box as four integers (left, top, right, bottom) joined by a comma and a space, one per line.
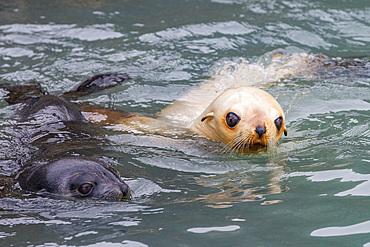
316, 56, 370, 79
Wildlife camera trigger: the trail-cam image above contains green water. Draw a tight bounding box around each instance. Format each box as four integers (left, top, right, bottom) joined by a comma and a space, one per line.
0, 0, 369, 246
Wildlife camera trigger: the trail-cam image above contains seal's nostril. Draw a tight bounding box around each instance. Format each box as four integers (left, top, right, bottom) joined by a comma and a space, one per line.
120, 183, 130, 199
255, 126, 266, 139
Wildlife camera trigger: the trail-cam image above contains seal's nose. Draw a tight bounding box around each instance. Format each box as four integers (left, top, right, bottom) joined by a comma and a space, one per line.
255, 125, 266, 139
102, 182, 130, 201
120, 183, 130, 199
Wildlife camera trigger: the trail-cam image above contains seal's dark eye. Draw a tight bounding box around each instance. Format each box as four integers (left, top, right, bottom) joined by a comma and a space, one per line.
77, 183, 94, 196
274, 116, 283, 132
225, 112, 240, 128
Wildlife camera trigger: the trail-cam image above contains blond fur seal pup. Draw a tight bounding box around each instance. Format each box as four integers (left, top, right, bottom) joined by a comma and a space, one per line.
81, 52, 320, 153
191, 87, 287, 152
81, 86, 287, 152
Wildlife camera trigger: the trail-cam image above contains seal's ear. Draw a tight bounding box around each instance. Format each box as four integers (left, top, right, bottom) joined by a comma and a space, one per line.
201, 112, 214, 122
284, 126, 288, 136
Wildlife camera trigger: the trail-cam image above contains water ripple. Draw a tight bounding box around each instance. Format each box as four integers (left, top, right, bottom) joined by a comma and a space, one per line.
311, 220, 370, 237
0, 23, 124, 42
288, 169, 370, 196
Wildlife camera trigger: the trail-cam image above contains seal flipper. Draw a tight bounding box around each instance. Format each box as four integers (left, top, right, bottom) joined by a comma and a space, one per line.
62, 73, 131, 99
64, 73, 148, 129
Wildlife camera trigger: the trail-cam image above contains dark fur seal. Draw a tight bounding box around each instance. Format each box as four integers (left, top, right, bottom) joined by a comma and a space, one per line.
1, 73, 131, 201
17, 158, 129, 200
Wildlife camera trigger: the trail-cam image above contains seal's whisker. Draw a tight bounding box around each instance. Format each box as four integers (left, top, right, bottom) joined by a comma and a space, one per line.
221, 145, 234, 155
227, 138, 241, 154
222, 133, 245, 154
245, 136, 255, 152
235, 139, 245, 153
221, 143, 237, 155
233, 133, 250, 153
221, 138, 237, 154
240, 135, 251, 153
268, 135, 278, 150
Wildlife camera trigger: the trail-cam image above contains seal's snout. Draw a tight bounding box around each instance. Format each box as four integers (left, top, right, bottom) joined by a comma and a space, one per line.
120, 183, 130, 199
102, 183, 130, 201
255, 125, 266, 139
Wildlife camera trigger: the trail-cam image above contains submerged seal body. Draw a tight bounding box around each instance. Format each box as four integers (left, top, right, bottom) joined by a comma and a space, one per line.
1, 74, 131, 200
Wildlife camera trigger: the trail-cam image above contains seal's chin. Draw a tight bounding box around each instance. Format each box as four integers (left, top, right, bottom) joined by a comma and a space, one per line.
246, 143, 269, 152
222, 140, 269, 154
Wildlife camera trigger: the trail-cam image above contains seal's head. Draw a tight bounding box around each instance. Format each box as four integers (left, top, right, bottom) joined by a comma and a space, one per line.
17, 158, 130, 201
190, 87, 287, 152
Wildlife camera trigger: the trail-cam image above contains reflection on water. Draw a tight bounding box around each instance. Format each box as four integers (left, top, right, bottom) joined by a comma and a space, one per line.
197, 161, 288, 208
289, 168, 370, 197
187, 225, 240, 234
0, 195, 160, 245
312, 220, 370, 237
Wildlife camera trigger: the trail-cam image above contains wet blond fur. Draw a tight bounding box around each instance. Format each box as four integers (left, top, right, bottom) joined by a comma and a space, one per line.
190, 87, 286, 152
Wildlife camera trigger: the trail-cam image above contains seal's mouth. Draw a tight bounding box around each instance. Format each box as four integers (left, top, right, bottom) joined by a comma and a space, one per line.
222, 132, 274, 153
